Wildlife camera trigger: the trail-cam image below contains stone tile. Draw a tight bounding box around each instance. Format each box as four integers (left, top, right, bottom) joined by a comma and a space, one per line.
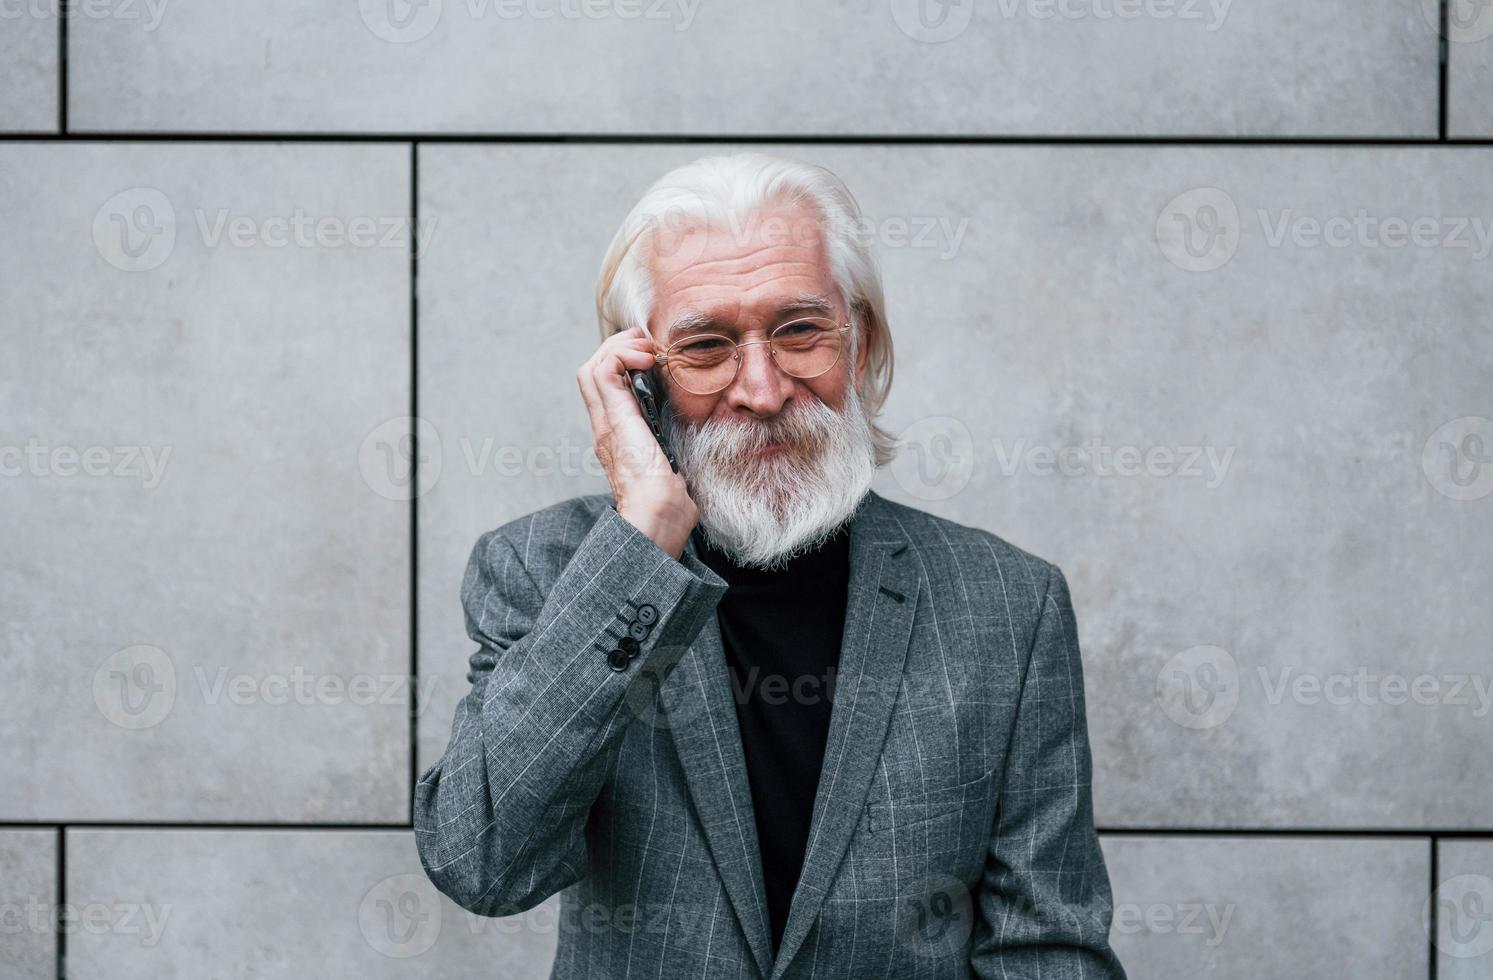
68, 0, 1436, 135
0, 4, 57, 132
416, 144, 1493, 831
1434, 839, 1493, 978
1, 143, 412, 821
1447, 16, 1493, 137
0, 829, 58, 980
1102, 835, 1428, 979
65, 830, 557, 979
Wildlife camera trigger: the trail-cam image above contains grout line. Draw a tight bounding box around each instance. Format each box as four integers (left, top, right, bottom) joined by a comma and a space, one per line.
55, 827, 65, 980
1439, 0, 1450, 141
409, 139, 420, 824
1096, 827, 1483, 838
1429, 836, 1439, 980
56, 0, 67, 134
4, 821, 416, 830
3, 821, 1483, 835
1, 133, 1489, 147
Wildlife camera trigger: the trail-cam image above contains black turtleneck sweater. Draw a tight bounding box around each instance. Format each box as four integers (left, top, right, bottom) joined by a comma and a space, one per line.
694, 522, 852, 958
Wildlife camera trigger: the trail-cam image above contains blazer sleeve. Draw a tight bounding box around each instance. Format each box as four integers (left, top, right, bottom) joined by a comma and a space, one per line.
413, 504, 728, 916
967, 561, 1127, 979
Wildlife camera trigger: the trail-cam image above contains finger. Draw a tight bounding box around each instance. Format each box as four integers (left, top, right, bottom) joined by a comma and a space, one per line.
603, 325, 654, 351
586, 327, 653, 399
578, 331, 654, 458
592, 345, 661, 421
576, 357, 609, 443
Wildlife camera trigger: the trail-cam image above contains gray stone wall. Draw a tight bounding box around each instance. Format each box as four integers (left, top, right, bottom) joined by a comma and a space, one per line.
5, 2, 1490, 976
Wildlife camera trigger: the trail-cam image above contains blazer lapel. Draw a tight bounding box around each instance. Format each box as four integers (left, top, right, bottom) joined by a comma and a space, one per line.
769, 489, 920, 979
660, 536, 775, 978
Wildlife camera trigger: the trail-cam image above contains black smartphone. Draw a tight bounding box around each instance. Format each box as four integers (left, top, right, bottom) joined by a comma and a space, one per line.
628, 368, 679, 474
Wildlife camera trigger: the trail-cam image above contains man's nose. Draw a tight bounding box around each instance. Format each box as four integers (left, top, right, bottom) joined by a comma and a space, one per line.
724, 340, 795, 416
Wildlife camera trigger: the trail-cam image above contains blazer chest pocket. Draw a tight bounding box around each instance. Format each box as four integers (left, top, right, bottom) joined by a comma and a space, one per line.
864, 769, 995, 835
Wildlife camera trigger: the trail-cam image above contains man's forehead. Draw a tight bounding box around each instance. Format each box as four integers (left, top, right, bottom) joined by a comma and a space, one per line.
644, 204, 839, 341
646, 202, 829, 273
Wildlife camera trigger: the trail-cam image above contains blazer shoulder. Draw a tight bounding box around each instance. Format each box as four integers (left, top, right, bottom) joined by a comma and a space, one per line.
877, 494, 1059, 608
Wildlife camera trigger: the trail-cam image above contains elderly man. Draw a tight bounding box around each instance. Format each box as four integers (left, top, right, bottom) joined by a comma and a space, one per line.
415, 152, 1125, 979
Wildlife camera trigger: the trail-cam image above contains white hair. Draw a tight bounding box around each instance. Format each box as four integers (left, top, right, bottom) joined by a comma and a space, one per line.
595, 151, 897, 467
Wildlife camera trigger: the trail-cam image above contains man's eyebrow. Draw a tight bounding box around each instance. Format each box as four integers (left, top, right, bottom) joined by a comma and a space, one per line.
664, 294, 836, 341
775, 294, 836, 318
664, 308, 724, 340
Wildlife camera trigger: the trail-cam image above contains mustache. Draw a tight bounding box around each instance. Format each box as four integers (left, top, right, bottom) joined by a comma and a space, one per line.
668, 398, 838, 459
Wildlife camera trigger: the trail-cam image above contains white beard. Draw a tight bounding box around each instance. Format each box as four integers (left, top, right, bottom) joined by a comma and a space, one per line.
661, 374, 877, 570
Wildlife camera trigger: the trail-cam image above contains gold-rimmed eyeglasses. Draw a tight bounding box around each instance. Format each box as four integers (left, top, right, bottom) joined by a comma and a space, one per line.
653, 317, 852, 395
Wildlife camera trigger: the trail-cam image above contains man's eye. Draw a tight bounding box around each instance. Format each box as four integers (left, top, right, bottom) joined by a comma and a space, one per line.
679, 338, 729, 352
778, 320, 827, 336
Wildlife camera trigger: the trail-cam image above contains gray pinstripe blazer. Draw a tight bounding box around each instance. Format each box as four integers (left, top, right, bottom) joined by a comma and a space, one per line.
415, 489, 1125, 979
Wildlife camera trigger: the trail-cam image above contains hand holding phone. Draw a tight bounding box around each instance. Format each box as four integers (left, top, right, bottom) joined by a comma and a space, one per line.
577, 325, 697, 559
